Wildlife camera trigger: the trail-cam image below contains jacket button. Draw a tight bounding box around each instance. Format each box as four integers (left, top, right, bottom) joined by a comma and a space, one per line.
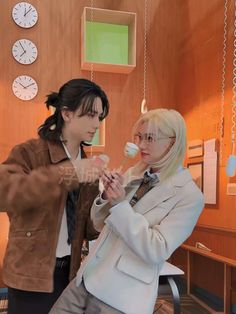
26, 231, 32, 237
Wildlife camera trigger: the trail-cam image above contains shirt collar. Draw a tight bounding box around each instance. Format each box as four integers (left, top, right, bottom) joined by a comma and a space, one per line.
61, 141, 81, 161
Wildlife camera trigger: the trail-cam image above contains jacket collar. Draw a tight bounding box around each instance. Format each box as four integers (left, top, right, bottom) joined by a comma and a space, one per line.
47, 140, 86, 164
127, 168, 192, 215
171, 168, 192, 186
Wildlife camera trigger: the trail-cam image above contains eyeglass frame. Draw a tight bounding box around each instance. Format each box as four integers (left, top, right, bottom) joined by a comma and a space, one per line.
133, 133, 176, 145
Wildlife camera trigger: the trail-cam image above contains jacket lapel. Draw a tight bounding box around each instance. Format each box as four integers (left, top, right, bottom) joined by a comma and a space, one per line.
134, 183, 175, 215
129, 169, 192, 215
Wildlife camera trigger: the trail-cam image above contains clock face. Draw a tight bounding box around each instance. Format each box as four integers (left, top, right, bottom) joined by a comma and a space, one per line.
12, 39, 38, 65
12, 75, 38, 100
12, 2, 38, 28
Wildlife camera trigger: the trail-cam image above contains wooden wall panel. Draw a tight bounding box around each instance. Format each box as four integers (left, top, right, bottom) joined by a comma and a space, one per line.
185, 225, 236, 260
176, 0, 236, 230
0, 214, 9, 287
0, 0, 181, 166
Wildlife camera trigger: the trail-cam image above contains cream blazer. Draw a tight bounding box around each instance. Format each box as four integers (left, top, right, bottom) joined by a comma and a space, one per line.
76, 168, 204, 314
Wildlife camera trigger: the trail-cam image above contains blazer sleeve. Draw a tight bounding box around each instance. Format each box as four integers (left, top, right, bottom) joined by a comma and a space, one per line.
105, 189, 204, 265
0, 143, 76, 213
90, 197, 112, 232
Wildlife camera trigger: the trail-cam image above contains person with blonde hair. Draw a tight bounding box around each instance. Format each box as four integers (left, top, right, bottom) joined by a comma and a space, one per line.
50, 108, 204, 314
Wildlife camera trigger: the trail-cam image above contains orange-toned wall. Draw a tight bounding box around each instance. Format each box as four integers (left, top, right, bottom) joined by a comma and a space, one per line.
173, 0, 236, 308
0, 0, 182, 286
176, 0, 236, 230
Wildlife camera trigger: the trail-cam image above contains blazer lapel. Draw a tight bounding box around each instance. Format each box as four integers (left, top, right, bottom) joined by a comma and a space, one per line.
132, 168, 192, 215
134, 183, 176, 215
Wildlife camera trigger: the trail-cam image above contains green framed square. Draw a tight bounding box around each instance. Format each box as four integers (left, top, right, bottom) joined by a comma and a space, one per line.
86, 21, 129, 65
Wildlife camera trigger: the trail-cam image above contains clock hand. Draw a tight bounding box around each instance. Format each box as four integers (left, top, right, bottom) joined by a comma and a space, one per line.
19, 41, 26, 53
24, 7, 32, 16
25, 82, 35, 88
20, 50, 26, 57
18, 82, 26, 88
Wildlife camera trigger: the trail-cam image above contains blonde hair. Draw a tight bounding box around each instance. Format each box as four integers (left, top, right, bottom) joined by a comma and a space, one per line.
132, 108, 186, 182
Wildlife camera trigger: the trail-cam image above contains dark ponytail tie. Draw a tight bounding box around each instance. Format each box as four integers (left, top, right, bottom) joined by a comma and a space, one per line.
45, 92, 60, 110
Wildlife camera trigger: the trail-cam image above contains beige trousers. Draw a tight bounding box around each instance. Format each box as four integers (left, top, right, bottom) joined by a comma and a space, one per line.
50, 278, 124, 314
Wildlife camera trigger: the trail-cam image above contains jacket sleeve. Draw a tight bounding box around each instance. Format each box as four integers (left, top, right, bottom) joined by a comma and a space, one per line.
0, 143, 76, 213
80, 184, 101, 240
105, 191, 204, 265
85, 215, 100, 240
90, 196, 112, 232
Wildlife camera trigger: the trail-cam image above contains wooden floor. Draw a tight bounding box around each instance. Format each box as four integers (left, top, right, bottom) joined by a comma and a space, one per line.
154, 295, 211, 314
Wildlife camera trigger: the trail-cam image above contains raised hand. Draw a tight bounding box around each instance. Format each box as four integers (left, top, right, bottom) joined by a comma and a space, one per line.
101, 171, 125, 204
72, 156, 108, 184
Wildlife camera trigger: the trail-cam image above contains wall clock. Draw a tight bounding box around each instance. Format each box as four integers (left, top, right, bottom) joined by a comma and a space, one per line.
12, 39, 38, 64
12, 75, 38, 100
12, 2, 38, 28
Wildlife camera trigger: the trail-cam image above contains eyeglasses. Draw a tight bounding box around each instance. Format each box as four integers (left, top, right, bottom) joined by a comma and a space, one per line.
134, 133, 175, 145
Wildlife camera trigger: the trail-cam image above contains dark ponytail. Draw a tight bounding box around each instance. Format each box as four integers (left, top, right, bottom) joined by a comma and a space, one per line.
38, 78, 109, 142
38, 92, 64, 141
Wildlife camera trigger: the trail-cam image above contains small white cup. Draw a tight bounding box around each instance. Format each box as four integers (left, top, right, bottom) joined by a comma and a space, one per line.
124, 142, 139, 158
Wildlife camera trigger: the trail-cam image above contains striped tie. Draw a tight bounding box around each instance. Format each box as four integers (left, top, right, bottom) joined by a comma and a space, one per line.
129, 171, 159, 207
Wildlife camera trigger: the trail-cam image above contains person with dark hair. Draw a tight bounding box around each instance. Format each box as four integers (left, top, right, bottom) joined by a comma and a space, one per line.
0, 78, 110, 314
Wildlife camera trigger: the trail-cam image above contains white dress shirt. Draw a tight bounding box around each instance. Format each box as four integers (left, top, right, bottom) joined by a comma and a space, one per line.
56, 143, 81, 258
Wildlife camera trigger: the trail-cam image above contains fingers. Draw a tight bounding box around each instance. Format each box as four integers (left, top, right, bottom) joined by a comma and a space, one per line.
103, 175, 125, 202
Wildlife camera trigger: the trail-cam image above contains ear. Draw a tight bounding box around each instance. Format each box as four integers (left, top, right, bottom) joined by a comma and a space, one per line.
61, 106, 72, 122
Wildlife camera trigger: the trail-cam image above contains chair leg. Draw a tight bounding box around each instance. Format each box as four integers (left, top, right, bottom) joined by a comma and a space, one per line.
166, 276, 181, 314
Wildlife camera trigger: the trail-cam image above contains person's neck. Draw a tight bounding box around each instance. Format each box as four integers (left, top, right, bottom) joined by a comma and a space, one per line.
150, 167, 161, 173
61, 131, 81, 161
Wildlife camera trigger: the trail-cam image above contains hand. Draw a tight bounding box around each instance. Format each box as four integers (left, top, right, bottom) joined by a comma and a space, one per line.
72, 156, 107, 184
102, 171, 125, 204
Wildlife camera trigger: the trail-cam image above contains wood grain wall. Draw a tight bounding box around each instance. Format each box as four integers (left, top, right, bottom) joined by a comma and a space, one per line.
176, 0, 236, 230
0, 0, 181, 165
174, 0, 236, 307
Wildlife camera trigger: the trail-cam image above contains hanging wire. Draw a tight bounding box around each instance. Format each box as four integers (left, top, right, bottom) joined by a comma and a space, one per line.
90, 0, 94, 82
141, 0, 148, 114
231, 0, 236, 155
219, 0, 228, 165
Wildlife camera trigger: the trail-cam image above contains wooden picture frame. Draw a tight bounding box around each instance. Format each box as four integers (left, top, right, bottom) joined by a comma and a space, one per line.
187, 161, 203, 192
81, 7, 136, 74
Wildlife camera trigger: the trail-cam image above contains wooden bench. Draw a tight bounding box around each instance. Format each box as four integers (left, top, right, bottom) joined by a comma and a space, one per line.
181, 244, 236, 314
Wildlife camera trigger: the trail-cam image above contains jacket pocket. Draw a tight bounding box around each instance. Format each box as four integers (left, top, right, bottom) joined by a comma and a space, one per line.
5, 228, 49, 275
10, 228, 47, 239
116, 250, 157, 284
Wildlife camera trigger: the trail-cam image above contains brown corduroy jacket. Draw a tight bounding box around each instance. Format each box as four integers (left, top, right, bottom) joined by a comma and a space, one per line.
0, 138, 99, 292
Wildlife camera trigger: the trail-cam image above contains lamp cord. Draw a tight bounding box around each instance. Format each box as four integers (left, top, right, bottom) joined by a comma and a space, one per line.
230, 0, 236, 154
219, 0, 228, 164
141, 0, 148, 114
90, 0, 94, 82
